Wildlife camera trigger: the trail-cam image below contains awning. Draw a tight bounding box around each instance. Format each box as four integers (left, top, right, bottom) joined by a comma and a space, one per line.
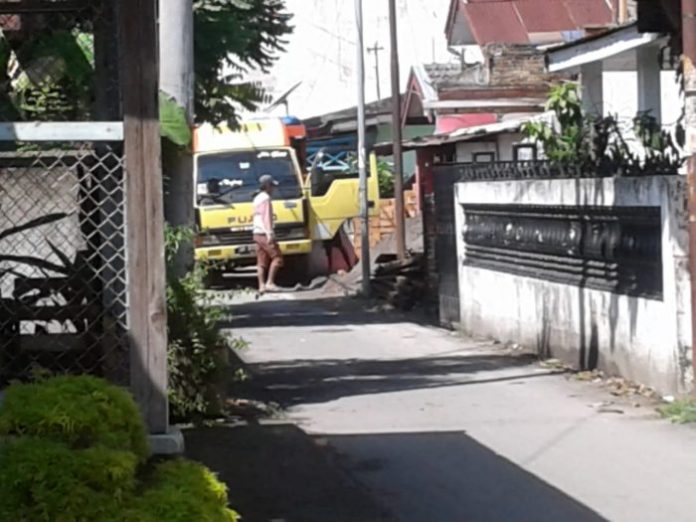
372, 113, 553, 155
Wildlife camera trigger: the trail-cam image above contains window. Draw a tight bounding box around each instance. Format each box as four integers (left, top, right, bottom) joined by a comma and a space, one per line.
473, 152, 496, 163
513, 144, 537, 162
196, 149, 302, 206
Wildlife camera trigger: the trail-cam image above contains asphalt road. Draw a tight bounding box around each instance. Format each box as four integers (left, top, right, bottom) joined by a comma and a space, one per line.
218, 292, 696, 522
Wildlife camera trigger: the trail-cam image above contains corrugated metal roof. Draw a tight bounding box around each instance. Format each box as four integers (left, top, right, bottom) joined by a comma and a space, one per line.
514, 0, 576, 33
456, 0, 614, 45
373, 112, 554, 154
565, 0, 614, 27
465, 2, 529, 45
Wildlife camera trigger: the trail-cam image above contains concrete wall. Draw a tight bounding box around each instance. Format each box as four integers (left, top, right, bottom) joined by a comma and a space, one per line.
454, 176, 692, 395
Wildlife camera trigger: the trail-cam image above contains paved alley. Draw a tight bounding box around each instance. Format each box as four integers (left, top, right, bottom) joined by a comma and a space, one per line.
214, 292, 696, 522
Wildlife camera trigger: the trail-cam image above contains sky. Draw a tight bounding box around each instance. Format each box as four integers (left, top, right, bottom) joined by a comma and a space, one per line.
244, 0, 453, 119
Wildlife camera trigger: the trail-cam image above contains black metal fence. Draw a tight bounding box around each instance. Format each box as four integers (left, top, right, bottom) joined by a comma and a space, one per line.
425, 160, 670, 328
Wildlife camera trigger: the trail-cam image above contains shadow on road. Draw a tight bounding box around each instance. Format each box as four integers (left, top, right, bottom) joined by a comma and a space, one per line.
218, 296, 430, 329
184, 423, 395, 522
243, 353, 554, 407
327, 431, 607, 522
185, 424, 605, 522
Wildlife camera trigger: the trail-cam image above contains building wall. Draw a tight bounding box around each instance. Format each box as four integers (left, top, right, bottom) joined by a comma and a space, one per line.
454, 132, 527, 163
486, 44, 564, 88
454, 176, 692, 395
603, 70, 682, 130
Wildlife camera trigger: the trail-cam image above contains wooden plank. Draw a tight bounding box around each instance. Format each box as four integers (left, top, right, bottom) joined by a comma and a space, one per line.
0, 122, 124, 142
120, 0, 169, 434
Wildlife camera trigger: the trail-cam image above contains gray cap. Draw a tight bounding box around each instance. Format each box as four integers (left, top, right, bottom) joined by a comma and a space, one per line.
259, 174, 279, 187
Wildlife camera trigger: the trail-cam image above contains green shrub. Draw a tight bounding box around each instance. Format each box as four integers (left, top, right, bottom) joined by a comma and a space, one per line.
0, 438, 137, 522
165, 225, 247, 421
0, 375, 149, 462
0, 376, 241, 521
659, 399, 696, 424
124, 460, 240, 522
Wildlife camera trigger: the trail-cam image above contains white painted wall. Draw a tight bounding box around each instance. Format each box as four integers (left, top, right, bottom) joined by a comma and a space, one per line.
454, 177, 692, 395
603, 71, 682, 128
239, 0, 453, 119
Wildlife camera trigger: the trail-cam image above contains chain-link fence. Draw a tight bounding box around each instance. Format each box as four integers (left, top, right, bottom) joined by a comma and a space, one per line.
0, 141, 128, 386
0, 1, 129, 387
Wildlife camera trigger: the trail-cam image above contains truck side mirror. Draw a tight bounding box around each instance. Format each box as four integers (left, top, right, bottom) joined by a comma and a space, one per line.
310, 149, 326, 195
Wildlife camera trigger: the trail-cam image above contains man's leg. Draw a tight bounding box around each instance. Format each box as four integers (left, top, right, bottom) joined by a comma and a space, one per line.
255, 238, 269, 293
266, 244, 284, 291
267, 257, 282, 288
257, 264, 267, 293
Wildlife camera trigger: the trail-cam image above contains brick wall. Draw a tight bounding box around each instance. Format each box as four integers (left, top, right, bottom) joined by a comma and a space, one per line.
352, 190, 419, 251
485, 44, 563, 88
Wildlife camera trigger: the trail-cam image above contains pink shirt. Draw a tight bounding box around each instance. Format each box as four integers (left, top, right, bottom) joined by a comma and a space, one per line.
252, 191, 273, 236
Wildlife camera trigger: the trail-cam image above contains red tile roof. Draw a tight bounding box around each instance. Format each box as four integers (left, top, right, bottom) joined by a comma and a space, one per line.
450, 0, 614, 45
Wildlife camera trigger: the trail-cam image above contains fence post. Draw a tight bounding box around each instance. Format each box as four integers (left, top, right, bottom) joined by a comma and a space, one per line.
119, 0, 169, 433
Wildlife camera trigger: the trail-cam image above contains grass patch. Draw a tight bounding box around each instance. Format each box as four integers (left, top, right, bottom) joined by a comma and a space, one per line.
658, 399, 696, 424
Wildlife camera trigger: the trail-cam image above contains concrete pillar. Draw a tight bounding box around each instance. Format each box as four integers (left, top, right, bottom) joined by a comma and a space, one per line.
581, 61, 604, 116
637, 46, 662, 123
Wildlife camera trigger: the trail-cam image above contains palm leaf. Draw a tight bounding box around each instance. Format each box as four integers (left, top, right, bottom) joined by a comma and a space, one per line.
0, 254, 68, 274
0, 213, 69, 242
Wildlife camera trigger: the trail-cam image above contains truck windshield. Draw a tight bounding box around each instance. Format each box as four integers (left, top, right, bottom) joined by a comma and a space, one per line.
197, 149, 302, 205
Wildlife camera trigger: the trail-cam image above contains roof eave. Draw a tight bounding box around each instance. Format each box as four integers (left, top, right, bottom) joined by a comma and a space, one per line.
546, 23, 662, 72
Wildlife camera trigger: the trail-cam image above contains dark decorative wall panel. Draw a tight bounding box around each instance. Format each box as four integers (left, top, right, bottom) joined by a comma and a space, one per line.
462, 205, 663, 300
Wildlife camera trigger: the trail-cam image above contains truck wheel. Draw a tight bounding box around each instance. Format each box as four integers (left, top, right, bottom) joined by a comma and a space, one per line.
279, 255, 312, 287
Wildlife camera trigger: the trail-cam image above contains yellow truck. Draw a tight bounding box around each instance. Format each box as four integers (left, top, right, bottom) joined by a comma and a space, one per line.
193, 116, 379, 284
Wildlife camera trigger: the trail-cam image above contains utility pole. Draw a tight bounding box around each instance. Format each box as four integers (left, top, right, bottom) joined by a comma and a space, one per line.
682, 0, 696, 392
367, 41, 384, 100
159, 0, 195, 278
355, 0, 370, 296
389, 0, 407, 261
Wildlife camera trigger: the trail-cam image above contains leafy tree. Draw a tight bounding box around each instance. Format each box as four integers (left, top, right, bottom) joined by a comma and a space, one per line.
193, 0, 293, 126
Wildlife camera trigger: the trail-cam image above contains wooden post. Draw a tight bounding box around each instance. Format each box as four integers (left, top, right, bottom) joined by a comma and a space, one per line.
119, 0, 169, 433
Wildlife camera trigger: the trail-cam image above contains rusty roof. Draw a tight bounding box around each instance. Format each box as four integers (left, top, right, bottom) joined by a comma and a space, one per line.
466, 2, 529, 45
450, 0, 614, 45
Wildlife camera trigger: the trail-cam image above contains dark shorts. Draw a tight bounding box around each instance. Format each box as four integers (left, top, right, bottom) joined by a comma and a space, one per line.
254, 234, 284, 269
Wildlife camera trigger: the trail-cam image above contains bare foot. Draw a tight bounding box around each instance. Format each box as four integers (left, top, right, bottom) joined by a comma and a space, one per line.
265, 283, 281, 293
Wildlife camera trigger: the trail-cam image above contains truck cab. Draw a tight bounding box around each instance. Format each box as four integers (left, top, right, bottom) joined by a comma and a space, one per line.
193, 116, 379, 281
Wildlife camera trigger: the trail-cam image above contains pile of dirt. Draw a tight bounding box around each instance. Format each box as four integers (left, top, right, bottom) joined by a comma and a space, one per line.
321, 215, 424, 296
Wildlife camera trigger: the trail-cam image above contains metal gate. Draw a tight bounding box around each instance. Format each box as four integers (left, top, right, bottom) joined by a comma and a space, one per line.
432, 166, 463, 328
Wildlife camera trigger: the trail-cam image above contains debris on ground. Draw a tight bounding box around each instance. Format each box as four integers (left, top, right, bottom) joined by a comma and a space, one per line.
539, 358, 571, 371
223, 398, 281, 422
593, 401, 625, 414
370, 253, 425, 311
322, 216, 424, 297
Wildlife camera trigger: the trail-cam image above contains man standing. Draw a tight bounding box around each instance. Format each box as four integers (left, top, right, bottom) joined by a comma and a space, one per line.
253, 174, 283, 294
